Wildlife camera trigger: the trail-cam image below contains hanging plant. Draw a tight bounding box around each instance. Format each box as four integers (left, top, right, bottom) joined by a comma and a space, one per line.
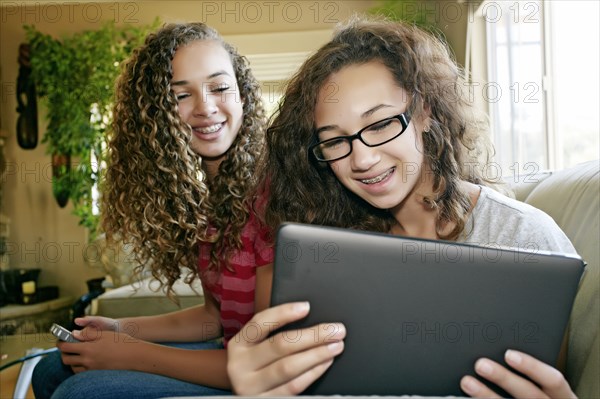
24, 20, 159, 240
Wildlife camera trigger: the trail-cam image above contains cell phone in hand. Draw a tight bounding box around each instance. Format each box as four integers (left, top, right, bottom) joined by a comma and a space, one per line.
50, 323, 80, 343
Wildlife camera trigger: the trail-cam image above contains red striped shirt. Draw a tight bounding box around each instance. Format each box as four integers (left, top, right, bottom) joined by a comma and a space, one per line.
198, 206, 273, 346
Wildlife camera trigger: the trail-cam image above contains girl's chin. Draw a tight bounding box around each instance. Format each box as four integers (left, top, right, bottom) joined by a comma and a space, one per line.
352, 191, 399, 210
370, 199, 400, 211
358, 188, 408, 210
191, 141, 237, 161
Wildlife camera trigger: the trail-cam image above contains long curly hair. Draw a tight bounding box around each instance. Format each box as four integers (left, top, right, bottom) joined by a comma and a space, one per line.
260, 17, 493, 239
102, 23, 265, 296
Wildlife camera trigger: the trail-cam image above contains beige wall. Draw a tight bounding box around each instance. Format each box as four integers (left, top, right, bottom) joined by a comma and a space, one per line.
0, 1, 469, 299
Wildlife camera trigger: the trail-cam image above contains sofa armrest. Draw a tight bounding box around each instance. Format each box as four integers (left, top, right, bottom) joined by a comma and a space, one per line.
92, 277, 204, 319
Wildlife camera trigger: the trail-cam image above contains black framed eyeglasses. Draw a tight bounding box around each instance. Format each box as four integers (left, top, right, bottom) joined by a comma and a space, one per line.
310, 112, 412, 162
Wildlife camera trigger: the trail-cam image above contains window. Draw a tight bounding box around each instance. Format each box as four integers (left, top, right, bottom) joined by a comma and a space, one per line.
548, 1, 599, 168
469, 0, 599, 175
245, 52, 309, 118
260, 81, 283, 118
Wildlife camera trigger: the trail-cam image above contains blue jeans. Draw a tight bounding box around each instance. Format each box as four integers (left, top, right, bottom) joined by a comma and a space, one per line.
31, 341, 231, 399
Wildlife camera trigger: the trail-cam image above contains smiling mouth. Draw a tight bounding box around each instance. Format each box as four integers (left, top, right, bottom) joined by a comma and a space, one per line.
360, 167, 395, 184
193, 123, 223, 134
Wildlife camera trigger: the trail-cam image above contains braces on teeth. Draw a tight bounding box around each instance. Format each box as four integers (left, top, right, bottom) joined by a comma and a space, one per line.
361, 168, 393, 184
196, 123, 222, 133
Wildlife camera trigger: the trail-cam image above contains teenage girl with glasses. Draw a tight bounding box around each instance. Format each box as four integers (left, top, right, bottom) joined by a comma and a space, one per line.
227, 17, 578, 398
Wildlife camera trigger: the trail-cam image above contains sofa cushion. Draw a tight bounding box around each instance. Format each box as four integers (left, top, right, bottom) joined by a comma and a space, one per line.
524, 160, 599, 397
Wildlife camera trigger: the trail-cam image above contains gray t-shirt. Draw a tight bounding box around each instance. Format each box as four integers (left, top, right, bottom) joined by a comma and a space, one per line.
458, 186, 577, 255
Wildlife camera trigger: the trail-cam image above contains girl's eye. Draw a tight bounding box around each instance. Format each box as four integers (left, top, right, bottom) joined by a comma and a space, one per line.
175, 93, 190, 101
369, 120, 393, 132
212, 84, 230, 93
324, 139, 344, 150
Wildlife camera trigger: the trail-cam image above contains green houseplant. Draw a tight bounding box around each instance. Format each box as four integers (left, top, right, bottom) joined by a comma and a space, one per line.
24, 20, 159, 240
369, 0, 445, 35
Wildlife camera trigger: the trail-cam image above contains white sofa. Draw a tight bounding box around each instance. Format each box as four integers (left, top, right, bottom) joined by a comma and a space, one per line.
510, 160, 599, 398
92, 276, 203, 318
89, 236, 204, 318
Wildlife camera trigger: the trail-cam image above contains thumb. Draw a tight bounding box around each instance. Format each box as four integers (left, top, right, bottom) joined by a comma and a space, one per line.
73, 317, 90, 327
73, 325, 102, 342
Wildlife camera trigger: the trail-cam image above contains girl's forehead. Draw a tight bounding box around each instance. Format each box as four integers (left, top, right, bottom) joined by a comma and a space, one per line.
315, 62, 408, 113
174, 40, 227, 59
319, 62, 396, 91
172, 40, 235, 78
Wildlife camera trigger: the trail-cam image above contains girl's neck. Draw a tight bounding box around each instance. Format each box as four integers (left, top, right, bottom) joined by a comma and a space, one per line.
388, 165, 438, 238
389, 180, 482, 240
202, 158, 222, 181
390, 189, 443, 239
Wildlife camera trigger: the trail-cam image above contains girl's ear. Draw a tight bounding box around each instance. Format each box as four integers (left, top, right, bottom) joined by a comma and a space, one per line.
240, 94, 245, 108
422, 101, 432, 117
418, 102, 432, 132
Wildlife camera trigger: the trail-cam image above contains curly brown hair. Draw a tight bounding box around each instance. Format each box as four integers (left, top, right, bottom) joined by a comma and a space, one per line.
102, 22, 266, 296
260, 17, 493, 239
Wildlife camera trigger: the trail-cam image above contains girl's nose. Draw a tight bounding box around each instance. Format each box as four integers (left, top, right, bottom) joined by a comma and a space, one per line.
349, 140, 380, 171
193, 94, 218, 117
